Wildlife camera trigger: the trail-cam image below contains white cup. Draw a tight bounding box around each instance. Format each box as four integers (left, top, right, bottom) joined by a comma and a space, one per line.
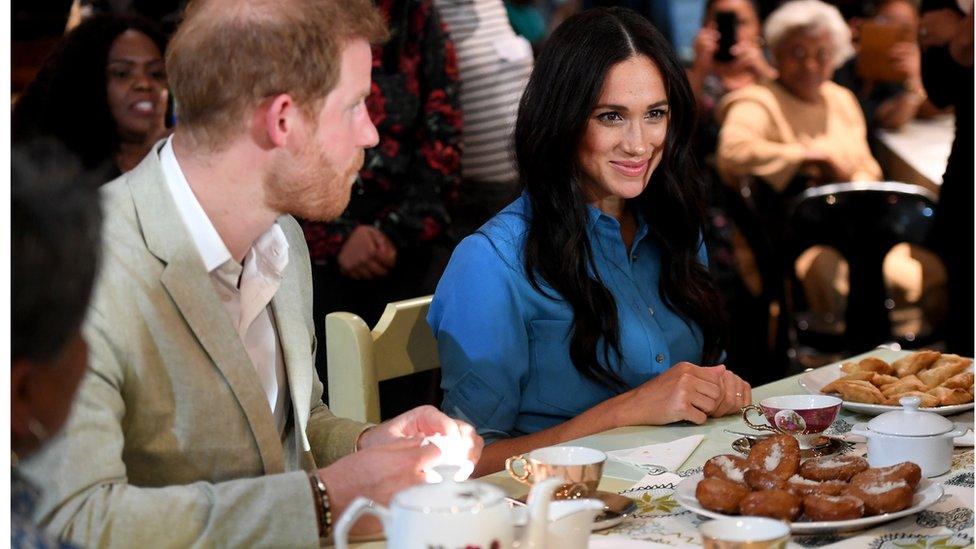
700, 517, 790, 549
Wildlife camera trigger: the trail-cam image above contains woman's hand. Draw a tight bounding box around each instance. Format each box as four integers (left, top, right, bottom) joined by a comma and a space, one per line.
804, 148, 853, 183
710, 369, 752, 417
611, 362, 729, 426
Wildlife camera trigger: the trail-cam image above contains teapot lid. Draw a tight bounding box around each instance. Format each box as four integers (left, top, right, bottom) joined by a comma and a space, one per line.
393, 480, 506, 514
867, 395, 954, 436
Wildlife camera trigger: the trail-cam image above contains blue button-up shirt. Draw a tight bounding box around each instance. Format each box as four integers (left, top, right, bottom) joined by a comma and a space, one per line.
428, 195, 706, 442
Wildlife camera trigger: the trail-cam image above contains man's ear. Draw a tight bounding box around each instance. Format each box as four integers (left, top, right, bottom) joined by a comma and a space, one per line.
260, 93, 299, 148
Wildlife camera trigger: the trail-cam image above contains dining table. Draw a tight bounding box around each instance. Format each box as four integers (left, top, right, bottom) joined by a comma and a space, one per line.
875, 114, 955, 196
343, 349, 975, 548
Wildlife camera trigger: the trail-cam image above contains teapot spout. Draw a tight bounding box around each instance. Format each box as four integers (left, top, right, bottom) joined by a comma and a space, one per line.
520, 478, 563, 548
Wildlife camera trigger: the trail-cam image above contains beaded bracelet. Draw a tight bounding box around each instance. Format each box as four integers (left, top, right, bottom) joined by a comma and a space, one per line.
307, 471, 332, 539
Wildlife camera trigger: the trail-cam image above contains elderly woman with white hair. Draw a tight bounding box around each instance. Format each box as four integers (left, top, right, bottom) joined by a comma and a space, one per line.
712, 2, 945, 330
715, 0, 882, 191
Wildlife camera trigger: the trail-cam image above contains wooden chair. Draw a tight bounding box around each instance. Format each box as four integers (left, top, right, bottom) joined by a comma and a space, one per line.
325, 296, 439, 424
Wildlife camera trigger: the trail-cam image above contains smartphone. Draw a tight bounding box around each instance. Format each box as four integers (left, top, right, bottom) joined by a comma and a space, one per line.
857, 21, 912, 82
714, 11, 738, 63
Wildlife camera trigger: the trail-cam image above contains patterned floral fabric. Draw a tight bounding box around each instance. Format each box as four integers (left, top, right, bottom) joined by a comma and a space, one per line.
11, 470, 74, 549
301, 0, 462, 264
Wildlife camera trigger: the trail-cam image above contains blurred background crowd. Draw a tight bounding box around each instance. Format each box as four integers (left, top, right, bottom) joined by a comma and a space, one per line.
11, 0, 973, 409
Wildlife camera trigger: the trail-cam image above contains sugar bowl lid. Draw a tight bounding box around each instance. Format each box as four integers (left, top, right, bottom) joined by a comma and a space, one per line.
867, 395, 954, 436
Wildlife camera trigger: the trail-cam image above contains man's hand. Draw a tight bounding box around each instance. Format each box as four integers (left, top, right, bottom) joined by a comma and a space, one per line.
318, 438, 440, 535
337, 225, 397, 280
358, 405, 483, 464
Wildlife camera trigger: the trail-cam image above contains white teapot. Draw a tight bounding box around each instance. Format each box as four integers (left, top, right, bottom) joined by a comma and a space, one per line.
333, 475, 603, 549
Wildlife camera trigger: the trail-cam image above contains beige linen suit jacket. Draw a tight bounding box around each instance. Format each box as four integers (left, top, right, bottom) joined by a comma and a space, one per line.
19, 143, 368, 548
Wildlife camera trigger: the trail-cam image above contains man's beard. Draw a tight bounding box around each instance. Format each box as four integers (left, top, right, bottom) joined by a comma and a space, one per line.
265, 140, 363, 222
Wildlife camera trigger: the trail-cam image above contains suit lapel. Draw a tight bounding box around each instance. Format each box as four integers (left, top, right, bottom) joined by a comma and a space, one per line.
270, 234, 313, 453
128, 144, 286, 474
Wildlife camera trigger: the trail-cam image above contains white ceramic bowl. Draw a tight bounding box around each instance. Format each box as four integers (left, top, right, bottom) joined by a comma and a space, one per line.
700, 517, 790, 548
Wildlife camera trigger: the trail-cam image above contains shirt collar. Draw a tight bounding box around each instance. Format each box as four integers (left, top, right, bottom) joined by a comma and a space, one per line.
159, 136, 234, 274
585, 202, 649, 244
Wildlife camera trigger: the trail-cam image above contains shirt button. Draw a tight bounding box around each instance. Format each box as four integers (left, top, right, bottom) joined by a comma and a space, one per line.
631, 253, 638, 261
221, 294, 232, 303
655, 353, 665, 364
648, 306, 655, 316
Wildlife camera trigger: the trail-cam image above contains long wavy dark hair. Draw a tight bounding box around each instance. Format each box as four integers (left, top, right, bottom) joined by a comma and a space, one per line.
515, 7, 727, 390
12, 15, 167, 174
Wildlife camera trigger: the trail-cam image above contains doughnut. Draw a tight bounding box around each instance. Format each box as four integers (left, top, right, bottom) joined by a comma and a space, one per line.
799, 455, 869, 482
746, 434, 800, 480
744, 468, 788, 491
696, 477, 750, 514
703, 454, 750, 485
851, 462, 922, 490
803, 493, 865, 521
846, 478, 913, 515
739, 489, 802, 521
786, 474, 847, 496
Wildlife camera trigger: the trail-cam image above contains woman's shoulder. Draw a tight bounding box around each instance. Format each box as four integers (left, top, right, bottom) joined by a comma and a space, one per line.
715, 82, 779, 121
819, 80, 863, 110
467, 195, 532, 259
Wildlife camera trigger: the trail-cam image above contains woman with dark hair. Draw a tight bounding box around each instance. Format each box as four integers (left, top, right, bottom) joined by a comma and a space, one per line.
429, 7, 750, 475
12, 14, 169, 179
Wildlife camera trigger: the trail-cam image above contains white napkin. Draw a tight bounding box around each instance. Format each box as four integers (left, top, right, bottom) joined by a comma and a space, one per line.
606, 435, 705, 472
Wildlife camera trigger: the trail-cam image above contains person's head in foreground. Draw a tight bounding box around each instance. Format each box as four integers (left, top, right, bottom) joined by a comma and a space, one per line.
11, 141, 102, 463
12, 15, 169, 174
515, 6, 726, 382
764, 0, 854, 102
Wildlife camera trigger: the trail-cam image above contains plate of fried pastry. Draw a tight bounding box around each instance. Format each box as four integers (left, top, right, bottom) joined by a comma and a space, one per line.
674, 435, 943, 534
798, 349, 974, 416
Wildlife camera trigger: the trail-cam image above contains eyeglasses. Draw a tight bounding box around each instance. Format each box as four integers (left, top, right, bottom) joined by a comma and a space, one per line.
786, 45, 832, 64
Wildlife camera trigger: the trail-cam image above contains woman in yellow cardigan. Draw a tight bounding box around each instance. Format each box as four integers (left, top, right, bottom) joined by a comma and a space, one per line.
715, 0, 943, 330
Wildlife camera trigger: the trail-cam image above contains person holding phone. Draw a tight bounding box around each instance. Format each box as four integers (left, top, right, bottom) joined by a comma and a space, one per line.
687, 0, 777, 124
834, 0, 944, 131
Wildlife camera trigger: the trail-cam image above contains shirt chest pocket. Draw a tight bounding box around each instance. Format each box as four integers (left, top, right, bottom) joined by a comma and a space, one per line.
528, 318, 608, 416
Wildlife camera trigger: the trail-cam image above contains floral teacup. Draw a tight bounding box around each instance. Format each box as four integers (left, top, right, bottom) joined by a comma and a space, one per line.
741, 394, 842, 449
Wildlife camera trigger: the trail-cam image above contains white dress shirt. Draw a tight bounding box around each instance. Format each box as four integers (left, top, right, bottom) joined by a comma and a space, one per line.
159, 136, 291, 435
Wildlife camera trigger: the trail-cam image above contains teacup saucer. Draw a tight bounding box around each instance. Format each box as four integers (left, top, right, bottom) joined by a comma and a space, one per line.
510, 490, 637, 531
731, 436, 845, 458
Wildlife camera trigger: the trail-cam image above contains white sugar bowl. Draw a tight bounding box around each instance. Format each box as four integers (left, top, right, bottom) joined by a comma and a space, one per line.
851, 395, 967, 477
